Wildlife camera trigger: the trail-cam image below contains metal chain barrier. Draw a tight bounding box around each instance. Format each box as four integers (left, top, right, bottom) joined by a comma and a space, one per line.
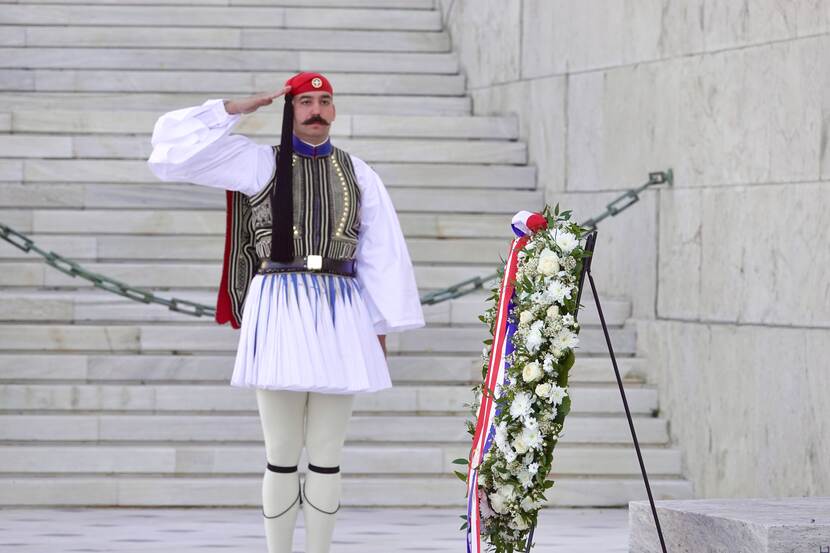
0, 170, 671, 317
419, 169, 673, 304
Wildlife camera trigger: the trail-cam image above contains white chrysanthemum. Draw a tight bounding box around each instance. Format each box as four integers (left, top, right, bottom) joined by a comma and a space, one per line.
537, 248, 560, 276
517, 468, 533, 488
542, 355, 554, 373
494, 421, 509, 451
527, 462, 540, 476
549, 385, 568, 406
544, 280, 572, 305
525, 328, 543, 353
519, 310, 534, 324
522, 361, 542, 383
521, 424, 543, 451
554, 330, 579, 351
555, 230, 579, 253
509, 391, 533, 421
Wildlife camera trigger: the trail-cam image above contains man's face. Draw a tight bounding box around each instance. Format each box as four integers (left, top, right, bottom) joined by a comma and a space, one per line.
292, 91, 336, 143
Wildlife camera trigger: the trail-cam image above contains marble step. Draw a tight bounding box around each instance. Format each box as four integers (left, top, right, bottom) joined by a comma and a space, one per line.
0, 384, 657, 415
630, 497, 830, 553
0, 444, 682, 477
0, 184, 543, 211
0, 48, 459, 74
0, 353, 647, 385
5, 111, 519, 140
0, 475, 694, 507
0, 26, 451, 52
0, 261, 501, 290
0, 414, 669, 444
1, 0, 435, 7
0, 92, 472, 116
0, 235, 512, 264
2, 69, 466, 96
1, 160, 536, 187
0, 5, 443, 31
0, 324, 637, 355
0, 289, 629, 327
0, 136, 523, 164
1, 210, 523, 238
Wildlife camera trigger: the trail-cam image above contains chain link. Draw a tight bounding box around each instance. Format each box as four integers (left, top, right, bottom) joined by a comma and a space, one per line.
0, 170, 671, 317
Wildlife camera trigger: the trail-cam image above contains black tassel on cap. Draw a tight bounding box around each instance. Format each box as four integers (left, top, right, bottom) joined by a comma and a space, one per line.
270, 93, 295, 262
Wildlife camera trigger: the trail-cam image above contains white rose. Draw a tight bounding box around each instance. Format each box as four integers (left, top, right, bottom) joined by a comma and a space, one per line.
513, 434, 529, 454
522, 362, 542, 383
537, 248, 560, 276
534, 382, 552, 398
489, 491, 508, 514
519, 310, 534, 324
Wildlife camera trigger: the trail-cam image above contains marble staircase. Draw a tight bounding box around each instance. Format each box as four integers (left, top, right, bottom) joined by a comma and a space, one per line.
0, 0, 692, 507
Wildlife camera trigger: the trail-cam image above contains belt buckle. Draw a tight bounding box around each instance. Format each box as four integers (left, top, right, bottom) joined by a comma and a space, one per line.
306, 255, 323, 271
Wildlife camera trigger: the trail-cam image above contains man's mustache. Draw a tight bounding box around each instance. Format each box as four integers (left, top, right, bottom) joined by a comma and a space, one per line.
302, 115, 330, 126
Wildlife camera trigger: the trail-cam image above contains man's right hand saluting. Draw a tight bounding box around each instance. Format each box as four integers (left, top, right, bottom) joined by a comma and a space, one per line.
224, 85, 292, 115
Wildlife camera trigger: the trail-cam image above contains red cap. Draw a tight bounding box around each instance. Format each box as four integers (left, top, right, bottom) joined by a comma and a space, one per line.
284, 72, 333, 96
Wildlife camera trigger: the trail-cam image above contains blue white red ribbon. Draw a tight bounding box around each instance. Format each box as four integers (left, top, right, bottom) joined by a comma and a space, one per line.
466, 211, 547, 553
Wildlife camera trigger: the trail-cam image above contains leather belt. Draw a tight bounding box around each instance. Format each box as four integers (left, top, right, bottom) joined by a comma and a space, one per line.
258, 255, 356, 277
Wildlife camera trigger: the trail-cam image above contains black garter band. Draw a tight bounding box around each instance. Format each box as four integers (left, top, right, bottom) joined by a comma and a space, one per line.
308, 463, 340, 474
267, 463, 298, 474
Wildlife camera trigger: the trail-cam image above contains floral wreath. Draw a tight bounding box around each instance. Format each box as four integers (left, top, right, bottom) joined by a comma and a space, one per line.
456, 205, 591, 553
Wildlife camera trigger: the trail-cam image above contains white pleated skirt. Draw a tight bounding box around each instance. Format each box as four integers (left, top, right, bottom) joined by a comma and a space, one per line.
230, 271, 392, 394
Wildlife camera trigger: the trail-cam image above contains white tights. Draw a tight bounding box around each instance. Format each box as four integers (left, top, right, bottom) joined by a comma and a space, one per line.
256, 389, 355, 553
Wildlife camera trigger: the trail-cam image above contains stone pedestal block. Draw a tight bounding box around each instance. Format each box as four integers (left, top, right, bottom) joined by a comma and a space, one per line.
630, 497, 830, 553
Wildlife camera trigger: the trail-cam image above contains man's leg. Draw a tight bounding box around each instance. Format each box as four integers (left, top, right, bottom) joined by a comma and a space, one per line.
303, 392, 356, 553
256, 389, 308, 553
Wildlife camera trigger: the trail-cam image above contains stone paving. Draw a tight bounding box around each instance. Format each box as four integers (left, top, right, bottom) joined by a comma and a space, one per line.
0, 507, 629, 552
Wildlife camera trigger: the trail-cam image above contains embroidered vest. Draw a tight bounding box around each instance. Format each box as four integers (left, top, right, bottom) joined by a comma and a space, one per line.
215, 143, 362, 328
249, 145, 361, 260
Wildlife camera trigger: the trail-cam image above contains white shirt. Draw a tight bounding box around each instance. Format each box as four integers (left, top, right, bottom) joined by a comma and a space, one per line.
148, 99, 425, 334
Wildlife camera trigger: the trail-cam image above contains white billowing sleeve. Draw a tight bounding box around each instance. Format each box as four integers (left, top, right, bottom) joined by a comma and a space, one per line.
352, 155, 425, 334
147, 98, 275, 196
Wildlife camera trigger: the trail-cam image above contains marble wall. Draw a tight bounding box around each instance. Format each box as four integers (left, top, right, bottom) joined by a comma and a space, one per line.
439, 0, 830, 497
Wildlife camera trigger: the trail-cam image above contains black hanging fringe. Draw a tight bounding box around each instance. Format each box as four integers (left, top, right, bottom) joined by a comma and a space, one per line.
270, 94, 295, 262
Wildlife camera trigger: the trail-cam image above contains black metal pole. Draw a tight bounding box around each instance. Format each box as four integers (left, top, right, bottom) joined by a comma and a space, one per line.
585, 231, 669, 553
